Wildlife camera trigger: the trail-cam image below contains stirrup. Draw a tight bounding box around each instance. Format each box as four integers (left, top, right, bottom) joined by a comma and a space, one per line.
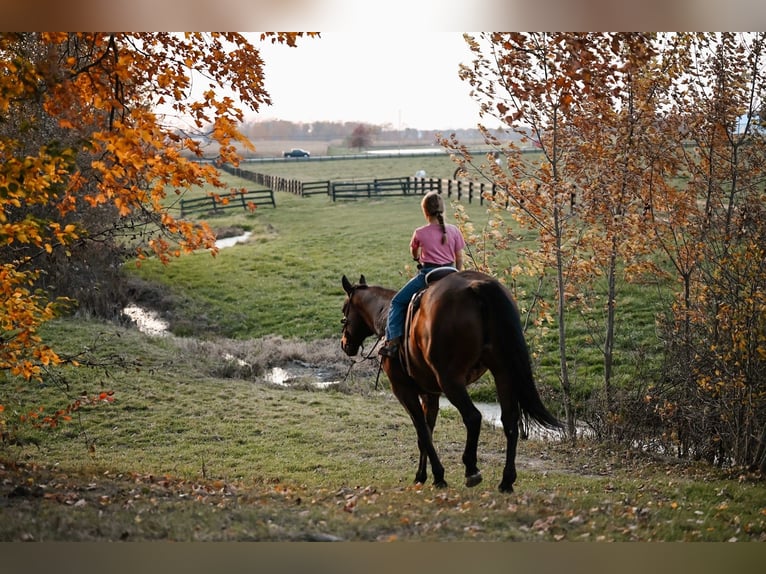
379, 338, 401, 357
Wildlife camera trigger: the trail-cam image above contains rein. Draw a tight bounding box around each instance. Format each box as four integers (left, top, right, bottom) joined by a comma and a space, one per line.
341, 336, 385, 390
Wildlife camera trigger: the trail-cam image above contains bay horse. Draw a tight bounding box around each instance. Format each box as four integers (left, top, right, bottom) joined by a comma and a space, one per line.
340, 271, 561, 493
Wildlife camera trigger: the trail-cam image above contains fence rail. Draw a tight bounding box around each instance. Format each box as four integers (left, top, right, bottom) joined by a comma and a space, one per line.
180, 189, 275, 217
220, 162, 501, 204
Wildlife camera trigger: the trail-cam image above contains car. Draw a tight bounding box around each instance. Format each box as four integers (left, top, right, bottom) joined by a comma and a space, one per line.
283, 148, 310, 158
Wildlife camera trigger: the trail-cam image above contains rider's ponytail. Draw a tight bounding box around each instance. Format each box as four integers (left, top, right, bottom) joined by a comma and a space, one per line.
422, 192, 447, 244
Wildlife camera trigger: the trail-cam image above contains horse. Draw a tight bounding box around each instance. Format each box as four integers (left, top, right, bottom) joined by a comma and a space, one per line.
340, 271, 562, 493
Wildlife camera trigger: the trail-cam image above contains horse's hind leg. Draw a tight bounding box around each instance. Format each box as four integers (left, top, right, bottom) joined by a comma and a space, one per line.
415, 393, 440, 485
494, 371, 520, 493
391, 383, 447, 488
441, 383, 483, 487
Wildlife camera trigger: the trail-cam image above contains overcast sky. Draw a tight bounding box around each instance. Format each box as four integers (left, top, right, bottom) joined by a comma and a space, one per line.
248, 32, 489, 131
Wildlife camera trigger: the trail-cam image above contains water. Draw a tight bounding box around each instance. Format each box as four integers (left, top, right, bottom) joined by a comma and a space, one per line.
263, 363, 340, 389
123, 232, 252, 336
122, 305, 169, 337
439, 397, 567, 440
215, 231, 252, 249
115, 304, 567, 439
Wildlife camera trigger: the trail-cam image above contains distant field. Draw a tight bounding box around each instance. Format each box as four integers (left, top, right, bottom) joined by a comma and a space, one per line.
239, 153, 465, 182
194, 135, 492, 160
137, 154, 666, 400
4, 154, 763, 544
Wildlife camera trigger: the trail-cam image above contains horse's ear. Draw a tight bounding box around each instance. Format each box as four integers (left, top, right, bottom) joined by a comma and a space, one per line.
342, 275, 353, 294
359, 274, 366, 285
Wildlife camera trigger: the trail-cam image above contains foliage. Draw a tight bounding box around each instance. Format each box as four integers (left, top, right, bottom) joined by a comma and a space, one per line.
0, 32, 314, 429
444, 33, 661, 437
444, 32, 766, 468
348, 124, 374, 150
649, 33, 766, 470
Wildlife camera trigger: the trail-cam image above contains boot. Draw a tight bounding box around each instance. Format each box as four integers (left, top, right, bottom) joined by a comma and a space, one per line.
378, 337, 402, 357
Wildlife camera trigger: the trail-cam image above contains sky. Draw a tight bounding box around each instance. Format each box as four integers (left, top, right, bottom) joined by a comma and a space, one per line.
246, 32, 489, 131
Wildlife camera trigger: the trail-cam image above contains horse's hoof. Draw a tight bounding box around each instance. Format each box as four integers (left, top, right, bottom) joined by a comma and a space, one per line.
498, 482, 514, 493
434, 479, 448, 489
465, 472, 483, 488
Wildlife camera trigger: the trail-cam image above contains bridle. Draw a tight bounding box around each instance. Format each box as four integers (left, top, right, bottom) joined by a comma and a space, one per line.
341, 287, 385, 389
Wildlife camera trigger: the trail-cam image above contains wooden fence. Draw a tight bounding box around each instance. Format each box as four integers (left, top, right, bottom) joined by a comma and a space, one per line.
180, 189, 275, 217
330, 177, 498, 204
219, 163, 501, 204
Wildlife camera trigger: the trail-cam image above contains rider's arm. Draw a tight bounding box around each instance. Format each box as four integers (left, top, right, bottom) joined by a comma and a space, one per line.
455, 248, 464, 271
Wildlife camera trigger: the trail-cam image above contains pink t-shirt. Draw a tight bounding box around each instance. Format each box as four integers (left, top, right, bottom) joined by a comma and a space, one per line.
411, 223, 465, 265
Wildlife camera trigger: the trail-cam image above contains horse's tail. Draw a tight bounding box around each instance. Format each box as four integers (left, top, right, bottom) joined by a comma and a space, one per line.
474, 279, 563, 431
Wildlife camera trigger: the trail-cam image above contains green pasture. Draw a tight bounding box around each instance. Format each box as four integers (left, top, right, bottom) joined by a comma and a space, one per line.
3, 317, 764, 542
141, 155, 667, 398
243, 153, 463, 182
4, 154, 760, 543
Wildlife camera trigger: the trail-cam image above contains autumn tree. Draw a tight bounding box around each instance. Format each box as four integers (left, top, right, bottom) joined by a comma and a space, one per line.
446, 33, 664, 438
348, 123, 374, 150
447, 32, 766, 467
444, 33, 582, 437
565, 34, 686, 435
649, 33, 766, 468
0, 32, 314, 426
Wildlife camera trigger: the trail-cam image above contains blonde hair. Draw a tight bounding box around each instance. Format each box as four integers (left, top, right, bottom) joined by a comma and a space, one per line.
421, 192, 446, 244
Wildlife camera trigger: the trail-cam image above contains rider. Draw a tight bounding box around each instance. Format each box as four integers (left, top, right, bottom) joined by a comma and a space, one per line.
379, 191, 466, 357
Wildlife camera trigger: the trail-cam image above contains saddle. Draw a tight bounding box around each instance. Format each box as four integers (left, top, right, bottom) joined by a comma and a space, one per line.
400, 266, 458, 374
424, 266, 458, 285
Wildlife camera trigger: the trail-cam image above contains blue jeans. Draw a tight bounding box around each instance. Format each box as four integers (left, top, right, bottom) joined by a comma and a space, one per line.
385, 268, 430, 340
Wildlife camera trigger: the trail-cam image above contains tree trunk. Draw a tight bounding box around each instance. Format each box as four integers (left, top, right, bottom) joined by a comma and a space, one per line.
750, 422, 766, 473
553, 205, 575, 440
603, 234, 618, 425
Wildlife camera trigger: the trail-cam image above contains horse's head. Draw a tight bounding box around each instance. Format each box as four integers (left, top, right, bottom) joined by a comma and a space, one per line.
340, 274, 375, 356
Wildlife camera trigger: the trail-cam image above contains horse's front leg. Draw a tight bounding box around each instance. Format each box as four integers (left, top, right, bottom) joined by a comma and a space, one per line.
415, 393, 440, 484
390, 380, 446, 488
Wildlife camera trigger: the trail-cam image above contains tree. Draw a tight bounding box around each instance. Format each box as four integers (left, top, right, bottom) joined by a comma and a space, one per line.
565, 34, 680, 433
348, 123, 374, 150
444, 33, 588, 438
0, 33, 314, 415
448, 32, 766, 467
650, 33, 766, 468
446, 33, 660, 438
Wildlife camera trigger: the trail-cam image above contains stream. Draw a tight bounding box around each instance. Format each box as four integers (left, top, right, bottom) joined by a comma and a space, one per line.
122, 231, 565, 437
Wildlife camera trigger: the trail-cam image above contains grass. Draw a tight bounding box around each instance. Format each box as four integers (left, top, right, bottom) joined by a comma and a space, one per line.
2, 153, 764, 543
3, 319, 765, 542
240, 154, 464, 181
140, 167, 668, 400
137, 179, 497, 340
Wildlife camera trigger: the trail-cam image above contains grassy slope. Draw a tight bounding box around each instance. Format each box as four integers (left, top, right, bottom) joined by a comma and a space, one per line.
1, 154, 764, 542
3, 319, 765, 542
